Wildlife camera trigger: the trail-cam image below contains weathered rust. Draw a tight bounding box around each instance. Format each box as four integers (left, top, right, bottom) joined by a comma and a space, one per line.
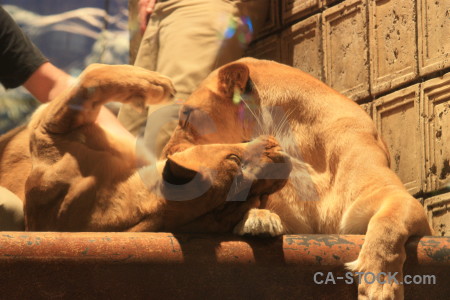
0, 233, 448, 299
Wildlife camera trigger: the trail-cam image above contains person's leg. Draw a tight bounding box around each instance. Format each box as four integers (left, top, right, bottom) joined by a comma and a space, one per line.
0, 187, 24, 230
154, 0, 269, 100
117, 6, 160, 137
119, 0, 270, 158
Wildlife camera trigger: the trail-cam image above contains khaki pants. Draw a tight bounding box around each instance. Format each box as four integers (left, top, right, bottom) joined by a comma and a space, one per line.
119, 0, 269, 157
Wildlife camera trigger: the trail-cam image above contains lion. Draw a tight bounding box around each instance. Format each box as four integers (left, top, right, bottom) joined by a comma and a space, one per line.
162, 57, 433, 299
0, 64, 291, 232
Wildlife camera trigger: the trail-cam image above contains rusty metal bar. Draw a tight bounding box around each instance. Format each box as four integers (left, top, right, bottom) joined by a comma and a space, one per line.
0, 233, 448, 299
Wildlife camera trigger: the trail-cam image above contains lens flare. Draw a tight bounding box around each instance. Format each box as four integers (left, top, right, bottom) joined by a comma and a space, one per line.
219, 15, 254, 47
243, 16, 253, 34
238, 102, 246, 122
232, 87, 241, 105
223, 18, 237, 39
175, 98, 186, 105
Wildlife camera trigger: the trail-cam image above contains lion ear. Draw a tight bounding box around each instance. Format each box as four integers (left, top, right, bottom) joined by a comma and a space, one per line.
163, 152, 201, 185
217, 63, 250, 98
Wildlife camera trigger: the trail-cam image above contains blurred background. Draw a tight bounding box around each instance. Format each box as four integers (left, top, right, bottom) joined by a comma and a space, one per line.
0, 0, 129, 133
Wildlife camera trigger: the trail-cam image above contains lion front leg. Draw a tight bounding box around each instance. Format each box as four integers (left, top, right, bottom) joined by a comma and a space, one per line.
343, 192, 432, 300
346, 224, 407, 300
233, 207, 285, 237
33, 64, 175, 134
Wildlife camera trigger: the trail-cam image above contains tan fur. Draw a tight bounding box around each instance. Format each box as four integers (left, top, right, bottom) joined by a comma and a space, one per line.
163, 58, 433, 299
0, 64, 290, 232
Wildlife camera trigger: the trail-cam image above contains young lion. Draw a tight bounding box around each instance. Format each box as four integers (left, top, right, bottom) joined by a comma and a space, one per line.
162, 58, 433, 299
0, 64, 291, 232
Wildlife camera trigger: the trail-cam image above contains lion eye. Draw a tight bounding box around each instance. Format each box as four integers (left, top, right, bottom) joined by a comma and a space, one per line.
227, 154, 241, 165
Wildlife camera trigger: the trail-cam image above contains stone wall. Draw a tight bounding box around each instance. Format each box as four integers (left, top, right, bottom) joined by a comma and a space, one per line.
247, 0, 450, 236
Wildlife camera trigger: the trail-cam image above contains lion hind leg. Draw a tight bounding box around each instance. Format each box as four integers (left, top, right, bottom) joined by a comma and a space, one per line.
37, 64, 175, 134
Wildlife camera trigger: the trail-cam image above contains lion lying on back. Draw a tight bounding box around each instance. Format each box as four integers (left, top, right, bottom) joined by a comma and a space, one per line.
0, 64, 290, 232
162, 58, 432, 299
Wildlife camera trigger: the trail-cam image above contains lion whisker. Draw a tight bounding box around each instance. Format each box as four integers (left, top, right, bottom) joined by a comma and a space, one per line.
274, 107, 295, 138
241, 98, 265, 136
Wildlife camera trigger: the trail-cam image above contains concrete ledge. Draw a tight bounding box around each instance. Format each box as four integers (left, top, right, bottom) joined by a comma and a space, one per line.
0, 233, 448, 299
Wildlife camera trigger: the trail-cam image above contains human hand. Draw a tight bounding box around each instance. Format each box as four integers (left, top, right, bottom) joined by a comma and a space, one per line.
138, 0, 157, 34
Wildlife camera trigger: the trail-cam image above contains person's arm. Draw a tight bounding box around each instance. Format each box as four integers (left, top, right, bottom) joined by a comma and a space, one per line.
0, 6, 48, 90
138, 0, 157, 34
22, 61, 71, 103
1, 6, 134, 142
96, 106, 137, 145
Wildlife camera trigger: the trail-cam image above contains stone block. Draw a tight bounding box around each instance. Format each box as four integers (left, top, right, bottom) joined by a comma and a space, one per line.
424, 193, 450, 236
322, 0, 343, 7
322, 0, 370, 102
418, 0, 450, 76
359, 102, 372, 118
281, 0, 322, 24
254, 0, 280, 39
369, 0, 418, 95
422, 73, 450, 192
372, 85, 423, 195
245, 34, 282, 62
281, 14, 323, 80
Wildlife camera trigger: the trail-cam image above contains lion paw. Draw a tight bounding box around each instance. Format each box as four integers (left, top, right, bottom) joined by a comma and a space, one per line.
79, 64, 176, 111
346, 256, 404, 300
233, 208, 284, 237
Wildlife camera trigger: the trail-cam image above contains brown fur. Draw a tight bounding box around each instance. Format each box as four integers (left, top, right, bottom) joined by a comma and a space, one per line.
0, 64, 290, 232
163, 58, 433, 299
